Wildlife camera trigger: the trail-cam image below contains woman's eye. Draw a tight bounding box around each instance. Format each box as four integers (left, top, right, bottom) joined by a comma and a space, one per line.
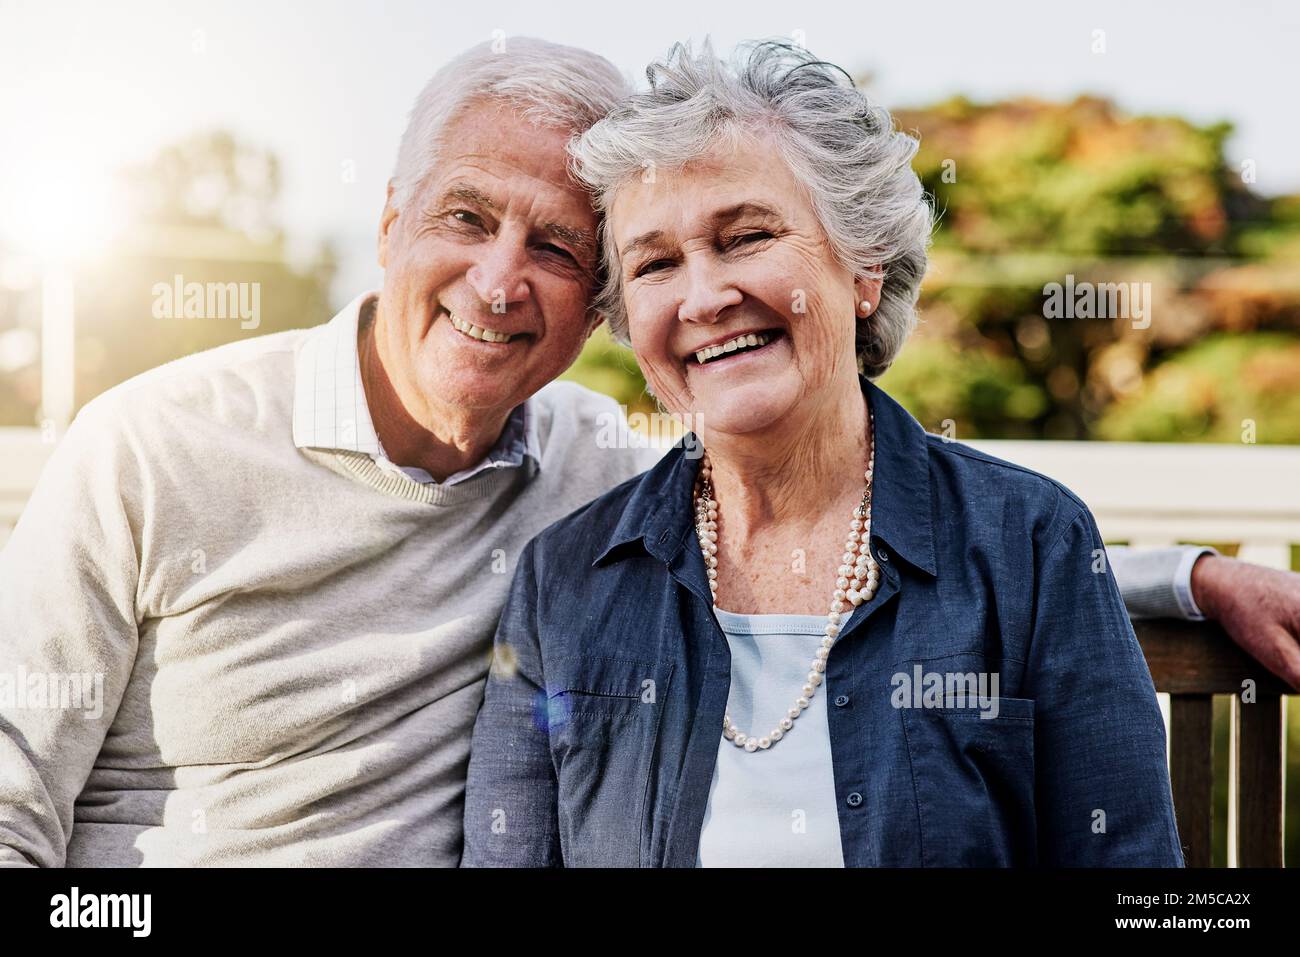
729, 231, 772, 247
635, 259, 674, 278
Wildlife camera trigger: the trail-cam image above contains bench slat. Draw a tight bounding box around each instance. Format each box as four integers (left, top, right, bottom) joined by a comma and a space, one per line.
1169, 694, 1214, 867
1233, 695, 1285, 867
1133, 621, 1292, 696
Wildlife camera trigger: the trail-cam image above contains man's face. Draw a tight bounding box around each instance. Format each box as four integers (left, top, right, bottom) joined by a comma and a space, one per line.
376, 100, 602, 420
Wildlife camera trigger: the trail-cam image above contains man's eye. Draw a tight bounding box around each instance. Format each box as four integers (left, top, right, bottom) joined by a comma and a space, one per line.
537, 243, 576, 263
451, 210, 485, 228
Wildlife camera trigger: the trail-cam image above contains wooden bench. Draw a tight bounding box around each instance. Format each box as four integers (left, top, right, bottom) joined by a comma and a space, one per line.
1134, 619, 1290, 867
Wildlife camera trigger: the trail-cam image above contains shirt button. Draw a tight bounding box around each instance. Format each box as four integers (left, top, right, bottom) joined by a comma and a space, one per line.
834, 695, 850, 708
876, 548, 890, 563
846, 792, 864, 808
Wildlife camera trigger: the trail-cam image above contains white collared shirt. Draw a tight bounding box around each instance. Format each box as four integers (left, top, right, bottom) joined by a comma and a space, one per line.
291, 292, 539, 486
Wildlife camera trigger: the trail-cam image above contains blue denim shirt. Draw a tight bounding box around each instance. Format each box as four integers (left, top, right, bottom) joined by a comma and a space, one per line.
462, 377, 1184, 867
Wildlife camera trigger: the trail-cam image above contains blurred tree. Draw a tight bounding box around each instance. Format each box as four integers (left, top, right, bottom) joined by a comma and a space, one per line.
71, 131, 336, 412
1096, 333, 1300, 442
878, 94, 1300, 442
903, 94, 1249, 256
118, 130, 284, 240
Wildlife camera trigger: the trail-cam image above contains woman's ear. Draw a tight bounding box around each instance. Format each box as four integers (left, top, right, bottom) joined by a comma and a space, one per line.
853, 274, 884, 318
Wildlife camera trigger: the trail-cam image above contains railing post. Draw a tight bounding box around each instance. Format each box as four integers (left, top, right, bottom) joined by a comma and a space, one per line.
40, 260, 76, 431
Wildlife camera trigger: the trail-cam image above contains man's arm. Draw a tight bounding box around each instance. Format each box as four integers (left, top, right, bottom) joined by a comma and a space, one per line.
1108, 544, 1300, 691
1189, 554, 1300, 691
1106, 544, 1214, 621
0, 401, 141, 866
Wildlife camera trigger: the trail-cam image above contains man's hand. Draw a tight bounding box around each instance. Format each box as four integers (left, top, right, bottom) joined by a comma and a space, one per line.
1191, 554, 1300, 691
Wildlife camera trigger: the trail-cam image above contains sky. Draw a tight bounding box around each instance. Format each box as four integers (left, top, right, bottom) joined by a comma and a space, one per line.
2, 0, 1298, 298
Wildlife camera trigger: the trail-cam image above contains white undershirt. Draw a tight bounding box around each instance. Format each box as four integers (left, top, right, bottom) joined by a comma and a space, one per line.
696, 606, 846, 868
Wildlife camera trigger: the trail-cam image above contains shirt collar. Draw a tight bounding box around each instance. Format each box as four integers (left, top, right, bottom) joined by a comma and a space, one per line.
292, 291, 540, 482
592, 375, 937, 577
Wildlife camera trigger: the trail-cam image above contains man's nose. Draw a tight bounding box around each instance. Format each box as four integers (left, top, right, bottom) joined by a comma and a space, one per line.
678, 258, 743, 324
466, 234, 531, 311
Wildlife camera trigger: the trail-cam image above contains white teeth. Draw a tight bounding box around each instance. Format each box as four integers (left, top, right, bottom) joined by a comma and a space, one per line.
448, 312, 514, 343
694, 331, 773, 364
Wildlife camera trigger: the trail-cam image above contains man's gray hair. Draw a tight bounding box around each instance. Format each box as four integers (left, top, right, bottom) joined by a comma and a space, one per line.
391, 37, 630, 211
570, 40, 934, 378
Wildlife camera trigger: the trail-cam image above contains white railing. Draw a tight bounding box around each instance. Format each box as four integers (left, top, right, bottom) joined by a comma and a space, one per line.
5, 427, 1300, 561
967, 439, 1300, 570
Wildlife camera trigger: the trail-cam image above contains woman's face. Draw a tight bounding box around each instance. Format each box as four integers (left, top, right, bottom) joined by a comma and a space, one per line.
610, 134, 872, 437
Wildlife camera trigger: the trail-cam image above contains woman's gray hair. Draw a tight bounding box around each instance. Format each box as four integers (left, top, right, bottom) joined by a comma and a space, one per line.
570, 40, 934, 378
391, 37, 630, 211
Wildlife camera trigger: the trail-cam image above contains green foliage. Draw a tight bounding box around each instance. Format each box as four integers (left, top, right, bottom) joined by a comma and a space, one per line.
1095, 333, 1300, 443
893, 95, 1300, 441
905, 95, 1239, 256
118, 131, 285, 240
876, 337, 1048, 438
559, 325, 655, 416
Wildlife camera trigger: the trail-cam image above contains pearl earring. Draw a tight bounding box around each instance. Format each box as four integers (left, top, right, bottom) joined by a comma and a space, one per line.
859, 300, 873, 315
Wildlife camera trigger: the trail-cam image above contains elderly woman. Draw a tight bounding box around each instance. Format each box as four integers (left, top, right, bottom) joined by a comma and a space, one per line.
461, 41, 1183, 867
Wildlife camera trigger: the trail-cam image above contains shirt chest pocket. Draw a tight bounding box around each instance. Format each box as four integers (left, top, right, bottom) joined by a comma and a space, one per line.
545, 655, 672, 723
543, 655, 675, 867
900, 695, 1037, 866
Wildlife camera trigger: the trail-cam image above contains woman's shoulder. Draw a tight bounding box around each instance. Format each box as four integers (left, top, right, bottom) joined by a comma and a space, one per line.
523, 442, 683, 569
921, 434, 1092, 540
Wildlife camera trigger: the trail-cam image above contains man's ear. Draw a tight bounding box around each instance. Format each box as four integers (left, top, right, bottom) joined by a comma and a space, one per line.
585, 312, 606, 340
377, 180, 400, 270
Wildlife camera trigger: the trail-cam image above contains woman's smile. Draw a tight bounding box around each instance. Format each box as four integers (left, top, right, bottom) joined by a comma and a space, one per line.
684, 327, 791, 378
686, 326, 785, 362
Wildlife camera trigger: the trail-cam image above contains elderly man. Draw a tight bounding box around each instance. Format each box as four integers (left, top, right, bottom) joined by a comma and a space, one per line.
1, 37, 1297, 869
0, 37, 654, 867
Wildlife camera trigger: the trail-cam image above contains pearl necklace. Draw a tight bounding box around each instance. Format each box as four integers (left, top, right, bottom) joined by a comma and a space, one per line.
693, 408, 879, 753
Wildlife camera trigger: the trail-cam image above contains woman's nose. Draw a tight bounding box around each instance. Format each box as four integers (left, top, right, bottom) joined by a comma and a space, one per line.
677, 259, 743, 324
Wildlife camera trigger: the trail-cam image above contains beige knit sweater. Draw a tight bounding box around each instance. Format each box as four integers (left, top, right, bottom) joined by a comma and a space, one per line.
0, 324, 657, 867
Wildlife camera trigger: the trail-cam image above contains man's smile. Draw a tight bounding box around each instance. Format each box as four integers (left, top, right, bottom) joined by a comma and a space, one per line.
438, 305, 531, 345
